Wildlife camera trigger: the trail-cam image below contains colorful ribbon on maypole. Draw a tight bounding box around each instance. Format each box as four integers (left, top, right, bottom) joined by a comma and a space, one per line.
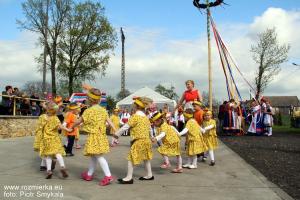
209, 13, 256, 101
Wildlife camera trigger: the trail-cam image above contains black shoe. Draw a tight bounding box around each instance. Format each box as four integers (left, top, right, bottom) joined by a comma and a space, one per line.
118, 178, 134, 184
139, 176, 154, 181
45, 171, 53, 179
40, 166, 47, 171
66, 153, 74, 157
210, 161, 215, 166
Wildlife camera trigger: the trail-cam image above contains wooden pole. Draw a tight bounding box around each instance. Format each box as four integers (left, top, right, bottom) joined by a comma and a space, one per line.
206, 0, 213, 110
13, 98, 16, 116
42, 0, 49, 98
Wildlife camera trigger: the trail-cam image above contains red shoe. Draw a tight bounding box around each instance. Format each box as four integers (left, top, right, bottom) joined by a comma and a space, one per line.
99, 176, 114, 186
81, 171, 93, 181
160, 162, 171, 169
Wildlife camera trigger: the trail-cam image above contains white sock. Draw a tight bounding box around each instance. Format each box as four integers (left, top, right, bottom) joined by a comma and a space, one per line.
163, 155, 170, 164
45, 157, 52, 171
96, 156, 111, 177
269, 127, 272, 135
88, 156, 97, 176
192, 155, 197, 166
55, 154, 65, 168
209, 150, 215, 161
123, 161, 134, 181
144, 160, 153, 178
40, 158, 46, 167
177, 155, 182, 169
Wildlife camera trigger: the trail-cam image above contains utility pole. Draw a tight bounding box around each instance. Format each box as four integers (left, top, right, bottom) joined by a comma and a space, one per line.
206, 0, 213, 110
42, 0, 49, 98
120, 27, 125, 96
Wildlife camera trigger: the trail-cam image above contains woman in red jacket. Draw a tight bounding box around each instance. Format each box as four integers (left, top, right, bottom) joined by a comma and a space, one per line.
176, 80, 203, 111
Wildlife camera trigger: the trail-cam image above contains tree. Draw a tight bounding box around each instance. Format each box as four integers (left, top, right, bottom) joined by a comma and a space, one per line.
251, 28, 290, 94
57, 1, 116, 96
18, 0, 71, 96
201, 91, 220, 108
116, 89, 131, 101
22, 81, 51, 97
56, 79, 82, 97
155, 84, 179, 100
106, 95, 117, 112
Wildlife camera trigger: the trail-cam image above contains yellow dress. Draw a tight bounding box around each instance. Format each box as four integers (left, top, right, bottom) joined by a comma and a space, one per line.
127, 113, 152, 165
185, 119, 208, 156
110, 114, 120, 134
82, 105, 110, 156
202, 119, 218, 150
155, 122, 181, 156
33, 114, 48, 151
39, 115, 65, 157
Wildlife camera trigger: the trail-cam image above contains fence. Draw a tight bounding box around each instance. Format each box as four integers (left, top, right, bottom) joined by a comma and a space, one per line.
0, 94, 47, 116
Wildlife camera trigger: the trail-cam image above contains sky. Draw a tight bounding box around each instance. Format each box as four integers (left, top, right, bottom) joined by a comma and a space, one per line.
0, 0, 300, 101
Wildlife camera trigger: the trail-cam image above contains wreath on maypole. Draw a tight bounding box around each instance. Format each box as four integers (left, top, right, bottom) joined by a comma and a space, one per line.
193, 0, 225, 9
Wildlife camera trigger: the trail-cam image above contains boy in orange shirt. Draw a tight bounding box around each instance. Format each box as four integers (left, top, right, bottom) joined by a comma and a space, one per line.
64, 102, 81, 156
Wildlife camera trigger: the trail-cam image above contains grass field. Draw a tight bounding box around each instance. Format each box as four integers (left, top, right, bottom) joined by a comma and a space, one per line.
273, 114, 300, 133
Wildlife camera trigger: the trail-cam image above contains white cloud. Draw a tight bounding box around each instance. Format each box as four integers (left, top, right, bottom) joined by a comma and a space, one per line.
1, 7, 299, 101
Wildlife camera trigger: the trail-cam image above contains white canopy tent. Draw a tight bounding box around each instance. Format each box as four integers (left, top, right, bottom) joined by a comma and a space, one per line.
116, 87, 177, 111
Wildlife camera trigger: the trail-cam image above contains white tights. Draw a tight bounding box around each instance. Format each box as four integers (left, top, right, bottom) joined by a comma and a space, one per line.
45, 154, 65, 171
176, 155, 182, 168
87, 155, 111, 177
208, 150, 215, 161
123, 160, 153, 181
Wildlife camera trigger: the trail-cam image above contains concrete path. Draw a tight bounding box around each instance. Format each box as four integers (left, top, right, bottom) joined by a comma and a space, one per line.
0, 135, 293, 200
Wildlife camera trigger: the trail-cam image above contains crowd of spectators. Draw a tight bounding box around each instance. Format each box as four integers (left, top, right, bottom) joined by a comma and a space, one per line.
0, 85, 43, 116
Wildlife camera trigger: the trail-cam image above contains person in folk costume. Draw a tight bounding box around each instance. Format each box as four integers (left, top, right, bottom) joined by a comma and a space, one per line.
232, 101, 243, 135
110, 108, 121, 147
177, 109, 208, 169
39, 102, 72, 179
193, 100, 207, 161
223, 99, 235, 135
247, 100, 264, 135
63, 102, 81, 156
262, 98, 274, 136
71, 87, 117, 186
175, 106, 185, 132
33, 102, 49, 171
114, 97, 154, 184
202, 110, 218, 166
150, 112, 183, 173
120, 108, 131, 136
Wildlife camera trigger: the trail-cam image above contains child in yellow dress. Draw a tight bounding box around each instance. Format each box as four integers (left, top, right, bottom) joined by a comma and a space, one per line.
202, 110, 218, 166
115, 97, 154, 184
33, 112, 48, 171
72, 88, 117, 186
177, 109, 207, 169
110, 108, 120, 147
39, 102, 72, 179
151, 112, 183, 173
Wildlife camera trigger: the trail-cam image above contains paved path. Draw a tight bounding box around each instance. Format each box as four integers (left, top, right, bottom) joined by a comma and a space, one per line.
0, 135, 293, 200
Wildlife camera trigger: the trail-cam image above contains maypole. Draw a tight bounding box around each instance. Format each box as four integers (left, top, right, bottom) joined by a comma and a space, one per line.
206, 0, 212, 110
193, 0, 224, 110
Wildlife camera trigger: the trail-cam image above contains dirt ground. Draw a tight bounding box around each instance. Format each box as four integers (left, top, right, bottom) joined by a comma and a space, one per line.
220, 130, 300, 200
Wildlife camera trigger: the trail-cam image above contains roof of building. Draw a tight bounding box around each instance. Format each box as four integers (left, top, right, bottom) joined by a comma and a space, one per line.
264, 96, 300, 107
